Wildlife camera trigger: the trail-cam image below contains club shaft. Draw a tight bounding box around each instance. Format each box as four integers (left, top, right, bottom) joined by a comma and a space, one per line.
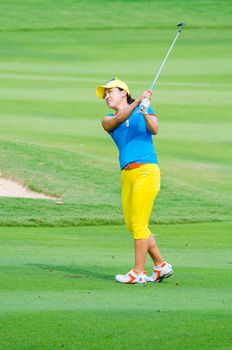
150, 30, 181, 91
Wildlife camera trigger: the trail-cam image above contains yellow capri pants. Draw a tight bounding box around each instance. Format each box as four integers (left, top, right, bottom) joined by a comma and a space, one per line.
121, 164, 160, 240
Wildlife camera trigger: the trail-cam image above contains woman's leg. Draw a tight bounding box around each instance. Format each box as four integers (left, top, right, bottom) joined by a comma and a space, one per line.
122, 170, 149, 273
134, 239, 149, 273
134, 234, 164, 273
148, 234, 164, 266
121, 170, 133, 233
131, 164, 160, 272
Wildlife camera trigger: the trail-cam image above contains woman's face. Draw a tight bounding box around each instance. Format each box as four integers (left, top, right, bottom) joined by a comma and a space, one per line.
104, 88, 126, 109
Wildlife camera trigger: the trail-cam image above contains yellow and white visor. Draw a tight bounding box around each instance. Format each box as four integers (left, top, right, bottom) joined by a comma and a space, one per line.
96, 77, 130, 99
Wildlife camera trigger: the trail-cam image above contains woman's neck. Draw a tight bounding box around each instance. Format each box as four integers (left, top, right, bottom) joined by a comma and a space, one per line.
115, 100, 129, 113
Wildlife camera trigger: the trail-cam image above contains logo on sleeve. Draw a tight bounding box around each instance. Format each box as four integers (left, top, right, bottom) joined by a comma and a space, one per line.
126, 120, 129, 127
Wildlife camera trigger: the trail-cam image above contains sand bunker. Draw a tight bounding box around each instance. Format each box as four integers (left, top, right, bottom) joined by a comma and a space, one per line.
0, 178, 56, 200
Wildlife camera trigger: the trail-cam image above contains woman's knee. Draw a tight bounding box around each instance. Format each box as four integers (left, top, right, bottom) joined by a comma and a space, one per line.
131, 223, 151, 240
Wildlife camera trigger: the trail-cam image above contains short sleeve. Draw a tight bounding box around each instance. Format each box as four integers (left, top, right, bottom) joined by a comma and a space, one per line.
147, 106, 157, 116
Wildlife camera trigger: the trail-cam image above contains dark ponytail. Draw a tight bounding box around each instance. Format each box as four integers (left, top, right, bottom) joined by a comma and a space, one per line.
127, 95, 135, 104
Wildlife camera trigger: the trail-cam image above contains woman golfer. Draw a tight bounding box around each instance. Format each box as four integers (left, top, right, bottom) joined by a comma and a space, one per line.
96, 77, 173, 284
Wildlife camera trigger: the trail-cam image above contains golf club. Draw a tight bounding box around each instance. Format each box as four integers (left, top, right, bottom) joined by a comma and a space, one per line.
140, 22, 185, 113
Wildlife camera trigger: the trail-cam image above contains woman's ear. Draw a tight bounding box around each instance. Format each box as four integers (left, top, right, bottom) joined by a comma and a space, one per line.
121, 90, 127, 98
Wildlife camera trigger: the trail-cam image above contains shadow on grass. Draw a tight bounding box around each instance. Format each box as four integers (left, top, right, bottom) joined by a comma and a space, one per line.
26, 263, 114, 281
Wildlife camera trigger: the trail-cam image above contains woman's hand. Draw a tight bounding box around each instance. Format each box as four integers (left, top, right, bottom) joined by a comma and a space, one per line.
138, 89, 153, 103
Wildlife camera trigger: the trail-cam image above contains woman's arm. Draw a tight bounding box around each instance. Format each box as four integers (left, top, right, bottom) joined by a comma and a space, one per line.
143, 114, 159, 135
139, 91, 159, 135
102, 99, 141, 132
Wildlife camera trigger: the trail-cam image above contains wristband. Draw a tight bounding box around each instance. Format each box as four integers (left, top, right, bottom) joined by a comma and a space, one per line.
139, 98, 151, 115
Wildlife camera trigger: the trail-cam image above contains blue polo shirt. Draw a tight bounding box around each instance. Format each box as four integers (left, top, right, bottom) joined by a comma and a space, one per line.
107, 106, 158, 169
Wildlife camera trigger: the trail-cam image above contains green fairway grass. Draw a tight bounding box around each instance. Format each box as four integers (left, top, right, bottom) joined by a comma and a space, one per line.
0, 1, 232, 349
0, 222, 231, 350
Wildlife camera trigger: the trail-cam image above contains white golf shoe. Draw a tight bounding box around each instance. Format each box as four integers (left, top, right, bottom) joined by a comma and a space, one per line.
115, 270, 147, 284
148, 261, 173, 282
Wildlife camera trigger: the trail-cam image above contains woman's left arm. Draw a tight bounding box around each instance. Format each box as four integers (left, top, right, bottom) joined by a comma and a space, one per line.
143, 114, 159, 135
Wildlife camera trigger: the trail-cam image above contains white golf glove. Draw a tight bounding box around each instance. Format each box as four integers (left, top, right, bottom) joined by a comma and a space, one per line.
139, 98, 151, 115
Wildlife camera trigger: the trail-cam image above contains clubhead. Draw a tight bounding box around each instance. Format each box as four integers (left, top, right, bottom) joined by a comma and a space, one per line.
177, 22, 185, 32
